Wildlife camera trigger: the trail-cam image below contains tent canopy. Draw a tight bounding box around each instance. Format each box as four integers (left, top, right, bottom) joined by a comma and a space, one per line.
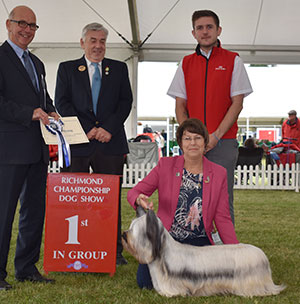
1, 0, 300, 64
1, 0, 299, 137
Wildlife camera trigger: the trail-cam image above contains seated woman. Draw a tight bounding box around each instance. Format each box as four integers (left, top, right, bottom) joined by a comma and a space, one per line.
127, 118, 239, 289
237, 138, 264, 168
244, 137, 257, 149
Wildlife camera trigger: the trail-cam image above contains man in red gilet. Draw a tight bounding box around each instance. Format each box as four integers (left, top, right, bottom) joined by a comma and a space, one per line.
282, 110, 300, 149
168, 10, 253, 224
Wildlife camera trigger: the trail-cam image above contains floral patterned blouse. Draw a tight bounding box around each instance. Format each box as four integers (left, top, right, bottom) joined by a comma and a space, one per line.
169, 168, 208, 243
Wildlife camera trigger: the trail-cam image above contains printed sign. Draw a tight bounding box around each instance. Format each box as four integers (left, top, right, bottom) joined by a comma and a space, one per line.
44, 173, 120, 276
257, 128, 279, 142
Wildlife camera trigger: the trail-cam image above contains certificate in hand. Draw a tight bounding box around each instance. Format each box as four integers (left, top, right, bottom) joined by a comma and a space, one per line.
40, 116, 89, 145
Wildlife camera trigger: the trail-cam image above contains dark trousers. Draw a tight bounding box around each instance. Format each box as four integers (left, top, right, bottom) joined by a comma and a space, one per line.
63, 148, 125, 255
0, 160, 47, 280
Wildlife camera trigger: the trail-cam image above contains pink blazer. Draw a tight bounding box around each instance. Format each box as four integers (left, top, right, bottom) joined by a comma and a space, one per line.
127, 155, 239, 245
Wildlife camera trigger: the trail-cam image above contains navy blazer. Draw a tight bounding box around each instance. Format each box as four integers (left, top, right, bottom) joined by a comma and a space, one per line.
0, 41, 56, 164
55, 56, 133, 157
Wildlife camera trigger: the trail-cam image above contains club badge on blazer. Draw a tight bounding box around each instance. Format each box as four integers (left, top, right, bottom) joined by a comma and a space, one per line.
78, 65, 86, 72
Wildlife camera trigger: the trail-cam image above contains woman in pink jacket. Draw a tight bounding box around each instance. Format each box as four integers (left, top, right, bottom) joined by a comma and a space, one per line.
127, 118, 238, 289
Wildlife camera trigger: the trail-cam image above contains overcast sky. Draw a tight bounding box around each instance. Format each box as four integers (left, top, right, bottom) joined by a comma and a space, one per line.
137, 62, 300, 119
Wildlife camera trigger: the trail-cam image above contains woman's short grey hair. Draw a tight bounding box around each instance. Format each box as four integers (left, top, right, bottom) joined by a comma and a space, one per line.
81, 23, 109, 41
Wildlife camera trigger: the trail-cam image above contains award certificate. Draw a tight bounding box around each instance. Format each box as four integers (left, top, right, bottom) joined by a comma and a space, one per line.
40, 116, 89, 145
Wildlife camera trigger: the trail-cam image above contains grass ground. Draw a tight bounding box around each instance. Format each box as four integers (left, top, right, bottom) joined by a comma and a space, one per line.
0, 189, 299, 304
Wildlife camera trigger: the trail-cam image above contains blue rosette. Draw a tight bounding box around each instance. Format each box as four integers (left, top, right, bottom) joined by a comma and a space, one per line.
46, 118, 71, 168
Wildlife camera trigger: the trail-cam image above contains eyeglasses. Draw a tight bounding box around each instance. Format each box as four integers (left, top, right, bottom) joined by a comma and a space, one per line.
9, 19, 39, 31
182, 135, 203, 142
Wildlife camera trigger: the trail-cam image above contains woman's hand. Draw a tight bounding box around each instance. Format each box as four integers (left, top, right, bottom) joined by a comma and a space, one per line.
136, 194, 154, 210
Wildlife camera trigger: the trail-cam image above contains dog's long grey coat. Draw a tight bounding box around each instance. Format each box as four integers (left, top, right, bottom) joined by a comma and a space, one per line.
122, 210, 285, 297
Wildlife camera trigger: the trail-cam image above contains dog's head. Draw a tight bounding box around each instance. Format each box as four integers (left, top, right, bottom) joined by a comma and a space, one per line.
122, 208, 165, 264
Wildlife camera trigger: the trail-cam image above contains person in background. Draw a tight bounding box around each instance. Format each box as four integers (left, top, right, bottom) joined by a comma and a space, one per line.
55, 22, 133, 265
243, 137, 257, 149
167, 9, 253, 224
161, 129, 167, 156
0, 5, 58, 290
282, 110, 300, 148
127, 118, 238, 289
236, 137, 264, 173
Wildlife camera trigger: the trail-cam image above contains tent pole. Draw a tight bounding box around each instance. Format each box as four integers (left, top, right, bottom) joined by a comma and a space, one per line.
129, 52, 138, 138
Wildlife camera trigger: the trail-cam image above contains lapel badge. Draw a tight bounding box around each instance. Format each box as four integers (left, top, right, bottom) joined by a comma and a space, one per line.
78, 65, 86, 72
176, 172, 180, 177
204, 176, 210, 183
105, 66, 109, 75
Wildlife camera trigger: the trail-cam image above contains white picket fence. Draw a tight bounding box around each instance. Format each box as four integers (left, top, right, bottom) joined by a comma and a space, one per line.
122, 163, 157, 188
234, 163, 300, 192
48, 161, 61, 173
48, 162, 300, 192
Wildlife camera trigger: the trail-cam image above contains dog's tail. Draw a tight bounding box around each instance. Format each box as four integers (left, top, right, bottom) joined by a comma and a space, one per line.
233, 245, 286, 297
255, 282, 286, 297
266, 283, 286, 296
234, 280, 286, 297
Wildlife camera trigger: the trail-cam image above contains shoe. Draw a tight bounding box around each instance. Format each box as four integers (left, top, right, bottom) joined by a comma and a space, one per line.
16, 272, 55, 284
0, 279, 12, 291
116, 254, 128, 266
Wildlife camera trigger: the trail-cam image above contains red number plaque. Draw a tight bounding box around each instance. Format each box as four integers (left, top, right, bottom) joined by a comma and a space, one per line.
44, 173, 120, 276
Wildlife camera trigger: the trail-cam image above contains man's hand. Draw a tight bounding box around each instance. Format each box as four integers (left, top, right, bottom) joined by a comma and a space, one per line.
206, 133, 219, 152
48, 112, 60, 121
87, 127, 97, 140
95, 127, 112, 143
32, 108, 50, 125
206, 94, 244, 152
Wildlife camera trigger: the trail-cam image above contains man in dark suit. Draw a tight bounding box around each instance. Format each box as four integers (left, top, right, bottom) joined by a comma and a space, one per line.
55, 23, 133, 265
0, 6, 59, 290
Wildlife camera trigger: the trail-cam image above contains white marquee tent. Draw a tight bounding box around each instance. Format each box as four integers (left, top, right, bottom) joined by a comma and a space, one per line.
1, 0, 300, 137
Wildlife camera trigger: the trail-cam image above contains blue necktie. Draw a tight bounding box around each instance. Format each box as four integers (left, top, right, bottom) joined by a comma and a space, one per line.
91, 62, 101, 115
23, 51, 38, 91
